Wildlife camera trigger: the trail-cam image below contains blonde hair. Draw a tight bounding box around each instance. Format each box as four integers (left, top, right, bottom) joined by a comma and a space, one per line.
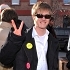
31, 1, 52, 16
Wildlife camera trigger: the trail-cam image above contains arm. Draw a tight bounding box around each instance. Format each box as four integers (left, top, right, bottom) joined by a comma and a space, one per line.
0, 30, 25, 67
0, 20, 26, 67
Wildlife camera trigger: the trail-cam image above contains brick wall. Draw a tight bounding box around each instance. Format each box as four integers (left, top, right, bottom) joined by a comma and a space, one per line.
52, 0, 70, 27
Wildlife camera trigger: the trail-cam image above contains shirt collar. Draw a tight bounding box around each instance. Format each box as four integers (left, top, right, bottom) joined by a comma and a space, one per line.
32, 26, 49, 38
32, 26, 38, 38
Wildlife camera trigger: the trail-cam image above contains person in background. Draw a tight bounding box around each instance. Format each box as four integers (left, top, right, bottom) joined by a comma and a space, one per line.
0, 1, 59, 70
0, 8, 22, 50
47, 17, 57, 38
0, 4, 28, 28
0, 8, 20, 70
0, 4, 27, 49
0, 8, 27, 50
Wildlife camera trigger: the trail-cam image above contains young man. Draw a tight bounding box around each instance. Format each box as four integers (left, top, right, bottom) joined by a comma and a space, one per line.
0, 8, 20, 70
0, 1, 59, 70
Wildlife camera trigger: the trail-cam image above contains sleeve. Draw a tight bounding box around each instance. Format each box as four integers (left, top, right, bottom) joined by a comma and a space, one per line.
0, 30, 25, 67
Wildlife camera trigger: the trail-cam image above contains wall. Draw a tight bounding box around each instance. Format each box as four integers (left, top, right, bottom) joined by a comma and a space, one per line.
18, 16, 33, 28
0, 0, 70, 28
52, 0, 70, 28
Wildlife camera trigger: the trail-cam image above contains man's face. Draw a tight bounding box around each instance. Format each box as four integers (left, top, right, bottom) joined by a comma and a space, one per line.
33, 9, 51, 29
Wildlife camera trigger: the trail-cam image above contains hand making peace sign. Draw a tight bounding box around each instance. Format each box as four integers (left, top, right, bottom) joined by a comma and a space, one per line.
11, 20, 24, 36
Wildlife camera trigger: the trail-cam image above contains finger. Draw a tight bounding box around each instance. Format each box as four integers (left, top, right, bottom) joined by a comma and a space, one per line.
11, 20, 17, 30
19, 21, 24, 30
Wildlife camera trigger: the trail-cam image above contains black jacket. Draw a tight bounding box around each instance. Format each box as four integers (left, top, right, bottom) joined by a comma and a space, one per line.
0, 27, 59, 70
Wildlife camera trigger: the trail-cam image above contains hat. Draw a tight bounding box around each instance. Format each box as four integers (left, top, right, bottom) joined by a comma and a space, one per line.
0, 4, 10, 12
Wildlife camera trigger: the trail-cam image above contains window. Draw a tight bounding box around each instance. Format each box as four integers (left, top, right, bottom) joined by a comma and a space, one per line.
12, 0, 20, 5
63, 0, 70, 5
30, 0, 37, 5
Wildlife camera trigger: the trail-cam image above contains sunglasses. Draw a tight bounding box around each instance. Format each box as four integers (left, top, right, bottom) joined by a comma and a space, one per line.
35, 14, 51, 19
